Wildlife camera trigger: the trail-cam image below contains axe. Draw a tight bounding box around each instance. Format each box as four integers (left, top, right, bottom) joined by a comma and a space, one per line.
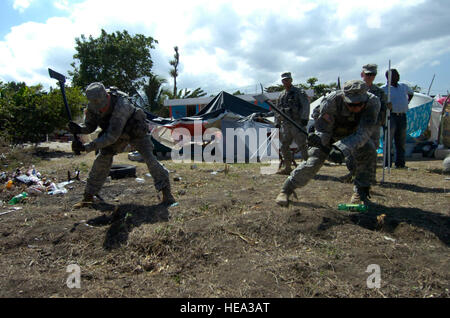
48, 68, 81, 155
253, 94, 308, 136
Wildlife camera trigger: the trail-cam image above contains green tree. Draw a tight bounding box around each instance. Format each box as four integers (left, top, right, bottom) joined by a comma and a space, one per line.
69, 29, 157, 94
162, 87, 207, 99
0, 82, 86, 145
169, 46, 180, 97
306, 77, 318, 88
139, 73, 170, 117
264, 84, 284, 93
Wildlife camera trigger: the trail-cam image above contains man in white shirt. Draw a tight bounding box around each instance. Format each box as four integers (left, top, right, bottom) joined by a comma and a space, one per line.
382, 69, 414, 169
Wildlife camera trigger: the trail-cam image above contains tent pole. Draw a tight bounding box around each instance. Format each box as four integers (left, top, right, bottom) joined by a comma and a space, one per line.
387, 60, 392, 175
382, 60, 392, 182
427, 74, 435, 96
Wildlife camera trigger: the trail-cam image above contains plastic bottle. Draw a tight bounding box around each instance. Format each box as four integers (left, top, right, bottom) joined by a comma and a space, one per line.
6, 180, 14, 190
8, 192, 28, 205
337, 203, 368, 212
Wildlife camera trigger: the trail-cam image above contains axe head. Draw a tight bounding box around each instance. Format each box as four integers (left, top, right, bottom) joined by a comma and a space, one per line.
48, 68, 66, 84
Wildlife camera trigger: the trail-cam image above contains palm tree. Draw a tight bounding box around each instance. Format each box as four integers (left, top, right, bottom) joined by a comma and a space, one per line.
169, 46, 179, 97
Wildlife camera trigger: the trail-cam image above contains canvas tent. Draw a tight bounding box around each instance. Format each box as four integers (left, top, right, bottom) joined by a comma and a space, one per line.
149, 91, 271, 161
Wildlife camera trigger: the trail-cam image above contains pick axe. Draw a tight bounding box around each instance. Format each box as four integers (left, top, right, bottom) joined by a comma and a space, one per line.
253, 94, 308, 136
48, 68, 81, 155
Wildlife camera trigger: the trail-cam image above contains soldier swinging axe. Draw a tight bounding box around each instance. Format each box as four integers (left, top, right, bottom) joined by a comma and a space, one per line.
48, 68, 82, 155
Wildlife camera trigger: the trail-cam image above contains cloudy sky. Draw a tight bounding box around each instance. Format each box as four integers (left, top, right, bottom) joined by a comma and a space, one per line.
1, 0, 449, 96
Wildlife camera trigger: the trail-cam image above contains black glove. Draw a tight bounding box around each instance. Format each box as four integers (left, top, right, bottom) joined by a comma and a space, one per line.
301, 119, 309, 126
328, 146, 345, 164
307, 133, 322, 148
68, 121, 82, 134
72, 139, 85, 153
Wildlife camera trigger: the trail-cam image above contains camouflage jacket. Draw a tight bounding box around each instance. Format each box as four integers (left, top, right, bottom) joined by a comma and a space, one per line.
314, 90, 380, 158
275, 86, 310, 124
368, 84, 387, 126
79, 92, 147, 152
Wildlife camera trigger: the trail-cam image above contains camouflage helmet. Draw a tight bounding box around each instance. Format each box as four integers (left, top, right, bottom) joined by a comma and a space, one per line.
86, 82, 108, 111
343, 80, 369, 103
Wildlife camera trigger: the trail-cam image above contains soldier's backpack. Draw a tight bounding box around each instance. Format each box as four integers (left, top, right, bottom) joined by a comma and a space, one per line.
107, 87, 148, 139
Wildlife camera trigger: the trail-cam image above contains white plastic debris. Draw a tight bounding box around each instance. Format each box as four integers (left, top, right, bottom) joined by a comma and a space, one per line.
384, 236, 396, 242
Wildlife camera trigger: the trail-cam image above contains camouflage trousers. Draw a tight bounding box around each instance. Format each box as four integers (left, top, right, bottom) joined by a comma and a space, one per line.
282, 140, 377, 194
345, 127, 381, 184
85, 134, 170, 197
279, 122, 308, 165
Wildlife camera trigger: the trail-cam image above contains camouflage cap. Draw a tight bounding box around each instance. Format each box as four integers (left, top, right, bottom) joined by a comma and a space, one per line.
343, 80, 369, 103
281, 72, 292, 80
362, 64, 378, 74
85, 82, 108, 111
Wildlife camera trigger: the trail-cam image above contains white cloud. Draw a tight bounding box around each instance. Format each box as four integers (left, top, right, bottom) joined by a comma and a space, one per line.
430, 60, 440, 67
0, 0, 449, 95
53, 0, 70, 11
366, 13, 381, 29
13, 0, 34, 12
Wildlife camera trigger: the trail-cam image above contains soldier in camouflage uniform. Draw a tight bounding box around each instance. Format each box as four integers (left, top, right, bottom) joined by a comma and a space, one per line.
275, 80, 381, 207
339, 64, 387, 185
68, 82, 175, 209
275, 72, 310, 175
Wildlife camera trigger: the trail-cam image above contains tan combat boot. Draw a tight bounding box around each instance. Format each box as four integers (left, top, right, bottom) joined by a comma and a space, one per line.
350, 192, 362, 204
276, 191, 291, 207
161, 186, 176, 205
72, 193, 94, 209
350, 187, 371, 205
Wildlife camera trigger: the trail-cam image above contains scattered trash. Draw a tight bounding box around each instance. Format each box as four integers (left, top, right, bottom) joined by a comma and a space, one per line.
144, 173, 152, 179
190, 164, 198, 169
377, 214, 386, 226
128, 151, 143, 162
15, 174, 40, 185
8, 192, 28, 205
67, 170, 80, 181
2, 165, 79, 198
337, 204, 368, 212
48, 189, 68, 195
5, 180, 13, 189
26, 186, 45, 195
135, 178, 145, 183
0, 206, 23, 216
173, 176, 181, 181
211, 171, 218, 175
384, 236, 396, 242
170, 202, 179, 207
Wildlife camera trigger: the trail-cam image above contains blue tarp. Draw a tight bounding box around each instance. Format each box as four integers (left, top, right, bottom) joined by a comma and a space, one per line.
378, 100, 433, 154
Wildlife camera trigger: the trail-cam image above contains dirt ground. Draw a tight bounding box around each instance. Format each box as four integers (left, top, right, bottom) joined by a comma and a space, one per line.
0, 142, 449, 298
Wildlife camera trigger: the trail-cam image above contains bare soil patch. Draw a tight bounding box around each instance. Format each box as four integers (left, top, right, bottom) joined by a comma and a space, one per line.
0, 143, 449, 298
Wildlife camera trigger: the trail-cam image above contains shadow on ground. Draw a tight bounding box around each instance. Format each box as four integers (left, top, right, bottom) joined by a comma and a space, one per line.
34, 150, 73, 160
86, 202, 171, 250
318, 203, 450, 246
379, 181, 448, 194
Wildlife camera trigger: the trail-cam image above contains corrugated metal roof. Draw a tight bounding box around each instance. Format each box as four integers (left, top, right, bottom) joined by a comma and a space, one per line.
163, 91, 282, 106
